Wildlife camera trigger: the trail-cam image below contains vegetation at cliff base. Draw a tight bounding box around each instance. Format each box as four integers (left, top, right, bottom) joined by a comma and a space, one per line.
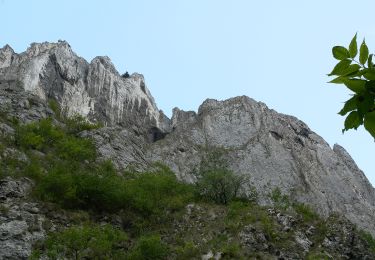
194, 148, 252, 205
1, 110, 375, 259
31, 224, 128, 260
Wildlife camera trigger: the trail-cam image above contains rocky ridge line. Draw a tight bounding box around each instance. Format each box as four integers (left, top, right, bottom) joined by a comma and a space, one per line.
1, 41, 375, 238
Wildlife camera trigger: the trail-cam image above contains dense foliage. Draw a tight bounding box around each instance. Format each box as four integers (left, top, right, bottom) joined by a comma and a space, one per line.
128, 235, 168, 260
31, 224, 128, 260
11, 118, 195, 220
328, 34, 375, 138
194, 148, 251, 204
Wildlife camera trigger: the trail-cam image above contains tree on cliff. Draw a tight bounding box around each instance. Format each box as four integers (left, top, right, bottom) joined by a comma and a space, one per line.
328, 33, 375, 139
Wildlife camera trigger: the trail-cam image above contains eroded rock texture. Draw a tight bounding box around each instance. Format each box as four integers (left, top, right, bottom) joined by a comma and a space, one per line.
1, 41, 375, 246
0, 177, 46, 260
0, 41, 170, 133
147, 96, 375, 236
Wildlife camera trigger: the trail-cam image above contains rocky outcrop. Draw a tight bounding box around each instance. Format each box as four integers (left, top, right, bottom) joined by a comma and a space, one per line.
0, 177, 46, 260
1, 41, 375, 239
172, 203, 375, 259
147, 96, 375, 235
0, 41, 170, 133
0, 79, 53, 124
80, 126, 150, 170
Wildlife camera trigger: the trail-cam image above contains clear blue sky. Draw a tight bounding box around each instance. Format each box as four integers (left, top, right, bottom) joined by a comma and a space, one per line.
1, 0, 374, 184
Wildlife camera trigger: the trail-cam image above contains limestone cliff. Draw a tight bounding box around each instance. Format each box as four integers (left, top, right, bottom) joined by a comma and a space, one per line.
0, 41, 170, 133
147, 96, 375, 235
1, 41, 375, 239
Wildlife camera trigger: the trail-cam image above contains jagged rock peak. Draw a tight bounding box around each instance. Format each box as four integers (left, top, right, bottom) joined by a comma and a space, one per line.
0, 41, 171, 132
90, 56, 118, 75
0, 44, 16, 69
0, 44, 14, 53
26, 40, 72, 56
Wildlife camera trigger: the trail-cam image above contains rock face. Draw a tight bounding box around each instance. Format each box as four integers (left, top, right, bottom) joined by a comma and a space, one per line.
147, 96, 375, 235
1, 41, 375, 239
0, 177, 46, 260
0, 41, 170, 133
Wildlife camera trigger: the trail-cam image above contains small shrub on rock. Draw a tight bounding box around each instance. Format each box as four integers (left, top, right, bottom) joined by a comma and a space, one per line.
33, 224, 127, 259
194, 148, 248, 204
15, 118, 63, 151
124, 166, 194, 218
128, 234, 168, 260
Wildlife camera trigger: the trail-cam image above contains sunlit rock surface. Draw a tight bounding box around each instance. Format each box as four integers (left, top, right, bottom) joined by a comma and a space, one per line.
0, 41, 170, 132
1, 41, 375, 240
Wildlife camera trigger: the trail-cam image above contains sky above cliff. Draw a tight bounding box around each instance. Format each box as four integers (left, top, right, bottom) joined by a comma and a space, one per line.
1, 0, 375, 184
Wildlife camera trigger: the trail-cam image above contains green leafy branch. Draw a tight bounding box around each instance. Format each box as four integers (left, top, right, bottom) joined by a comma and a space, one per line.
328, 33, 375, 138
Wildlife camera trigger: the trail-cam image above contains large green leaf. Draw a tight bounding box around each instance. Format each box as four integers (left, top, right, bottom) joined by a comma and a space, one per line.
360, 40, 369, 64
349, 33, 358, 58
365, 80, 375, 93
357, 92, 374, 114
364, 111, 375, 138
344, 111, 363, 131
338, 96, 357, 116
332, 46, 350, 60
342, 64, 361, 76
342, 78, 366, 93
328, 76, 346, 84
328, 59, 351, 76
364, 69, 375, 80
368, 54, 373, 69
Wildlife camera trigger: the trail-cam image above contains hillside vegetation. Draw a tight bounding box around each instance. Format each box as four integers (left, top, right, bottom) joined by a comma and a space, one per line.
0, 106, 375, 259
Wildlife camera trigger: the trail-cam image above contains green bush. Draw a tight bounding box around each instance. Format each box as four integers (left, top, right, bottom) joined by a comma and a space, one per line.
15, 117, 96, 161
56, 136, 96, 161
221, 243, 242, 259
48, 99, 61, 118
35, 160, 122, 211
293, 203, 318, 222
270, 188, 290, 210
194, 148, 248, 204
15, 118, 63, 151
359, 230, 375, 253
174, 241, 200, 259
226, 200, 255, 222
35, 160, 194, 216
22, 156, 43, 180
124, 168, 194, 217
75, 161, 126, 212
128, 235, 168, 260
195, 168, 247, 205
33, 224, 127, 260
35, 162, 78, 207
11, 117, 195, 218
13, 118, 100, 208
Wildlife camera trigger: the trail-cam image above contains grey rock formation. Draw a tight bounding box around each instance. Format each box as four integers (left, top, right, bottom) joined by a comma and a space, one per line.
147, 96, 375, 236
0, 41, 170, 133
0, 177, 46, 260
1, 41, 375, 240
80, 126, 150, 170
0, 79, 53, 124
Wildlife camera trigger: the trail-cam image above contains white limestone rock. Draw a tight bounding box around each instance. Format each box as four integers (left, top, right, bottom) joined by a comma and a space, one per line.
0, 41, 170, 132
1, 40, 375, 239
147, 96, 375, 235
